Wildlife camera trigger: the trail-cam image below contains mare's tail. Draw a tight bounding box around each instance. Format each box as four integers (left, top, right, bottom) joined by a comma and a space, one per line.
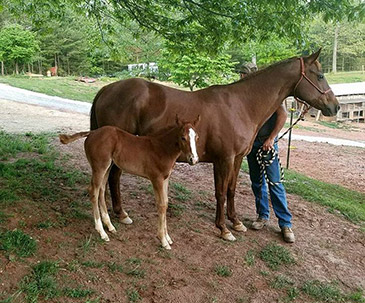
59, 131, 90, 144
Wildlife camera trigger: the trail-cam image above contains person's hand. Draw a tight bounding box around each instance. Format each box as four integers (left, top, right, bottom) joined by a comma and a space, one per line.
262, 138, 274, 151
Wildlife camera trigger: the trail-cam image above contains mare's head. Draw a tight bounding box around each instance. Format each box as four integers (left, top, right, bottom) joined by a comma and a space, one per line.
294, 49, 339, 116
175, 115, 200, 165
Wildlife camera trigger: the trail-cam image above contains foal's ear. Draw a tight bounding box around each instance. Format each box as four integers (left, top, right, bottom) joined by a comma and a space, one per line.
305, 48, 322, 65
193, 115, 201, 127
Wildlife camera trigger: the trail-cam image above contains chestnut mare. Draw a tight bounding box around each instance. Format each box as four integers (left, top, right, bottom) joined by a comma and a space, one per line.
59, 116, 200, 249
90, 49, 339, 241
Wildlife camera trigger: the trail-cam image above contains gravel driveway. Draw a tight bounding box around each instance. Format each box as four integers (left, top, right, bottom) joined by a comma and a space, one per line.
0, 83, 89, 133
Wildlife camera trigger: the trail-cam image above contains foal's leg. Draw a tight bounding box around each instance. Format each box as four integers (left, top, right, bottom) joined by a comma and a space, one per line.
227, 154, 247, 232
162, 178, 173, 245
152, 178, 171, 249
213, 159, 236, 241
99, 168, 116, 234
108, 164, 132, 224
90, 170, 109, 241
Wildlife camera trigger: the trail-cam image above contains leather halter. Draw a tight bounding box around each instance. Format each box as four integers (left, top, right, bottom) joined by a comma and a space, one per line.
293, 57, 332, 103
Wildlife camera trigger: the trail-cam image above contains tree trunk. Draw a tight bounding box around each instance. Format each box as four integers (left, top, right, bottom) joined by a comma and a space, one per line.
332, 24, 339, 73
15, 61, 19, 75
67, 56, 70, 75
1, 61, 4, 76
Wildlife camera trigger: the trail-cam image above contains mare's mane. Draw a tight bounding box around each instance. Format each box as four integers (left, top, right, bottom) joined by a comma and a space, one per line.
232, 56, 298, 84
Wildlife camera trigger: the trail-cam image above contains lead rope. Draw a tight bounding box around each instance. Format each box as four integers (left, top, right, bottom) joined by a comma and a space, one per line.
256, 102, 310, 196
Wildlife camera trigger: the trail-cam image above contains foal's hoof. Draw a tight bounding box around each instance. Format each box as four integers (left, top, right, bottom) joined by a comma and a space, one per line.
109, 227, 117, 234
121, 216, 133, 225
162, 243, 172, 250
232, 222, 247, 232
101, 235, 110, 242
166, 234, 173, 245
221, 231, 236, 242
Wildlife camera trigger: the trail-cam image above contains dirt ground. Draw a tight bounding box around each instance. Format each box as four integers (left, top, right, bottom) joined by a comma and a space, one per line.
1, 99, 365, 303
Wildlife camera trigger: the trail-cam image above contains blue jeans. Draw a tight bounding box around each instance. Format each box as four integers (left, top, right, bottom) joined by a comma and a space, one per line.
247, 139, 292, 228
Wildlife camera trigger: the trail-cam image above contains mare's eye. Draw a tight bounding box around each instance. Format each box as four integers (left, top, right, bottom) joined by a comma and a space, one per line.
318, 74, 324, 80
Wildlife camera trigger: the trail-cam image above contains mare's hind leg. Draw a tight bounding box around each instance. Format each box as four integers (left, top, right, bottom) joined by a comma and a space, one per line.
108, 164, 133, 224
99, 167, 116, 234
89, 170, 109, 241
152, 177, 171, 249
213, 159, 236, 241
227, 155, 247, 232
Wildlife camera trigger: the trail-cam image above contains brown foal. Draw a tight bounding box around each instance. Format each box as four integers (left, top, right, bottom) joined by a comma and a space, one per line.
59, 116, 200, 249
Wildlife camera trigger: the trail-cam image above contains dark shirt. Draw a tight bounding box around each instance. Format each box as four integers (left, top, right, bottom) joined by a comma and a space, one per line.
256, 113, 277, 143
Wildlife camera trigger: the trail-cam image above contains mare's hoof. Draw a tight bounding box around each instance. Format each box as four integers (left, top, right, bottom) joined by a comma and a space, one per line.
221, 231, 236, 242
232, 222, 247, 232
121, 216, 133, 225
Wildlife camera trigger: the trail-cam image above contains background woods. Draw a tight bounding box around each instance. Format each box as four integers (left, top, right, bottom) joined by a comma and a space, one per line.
0, 0, 364, 89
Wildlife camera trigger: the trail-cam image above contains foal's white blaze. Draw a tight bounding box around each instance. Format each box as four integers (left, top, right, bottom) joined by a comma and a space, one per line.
188, 128, 199, 164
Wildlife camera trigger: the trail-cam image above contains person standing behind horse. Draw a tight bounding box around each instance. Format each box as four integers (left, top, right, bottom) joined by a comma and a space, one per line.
239, 63, 295, 243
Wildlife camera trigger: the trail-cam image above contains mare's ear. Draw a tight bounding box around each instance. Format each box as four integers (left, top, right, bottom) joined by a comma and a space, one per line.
305, 48, 321, 65
193, 115, 201, 127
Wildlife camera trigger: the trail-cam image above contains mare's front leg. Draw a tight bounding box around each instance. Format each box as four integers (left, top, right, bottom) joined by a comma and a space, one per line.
213, 159, 236, 241
227, 154, 247, 232
152, 177, 172, 249
108, 164, 133, 224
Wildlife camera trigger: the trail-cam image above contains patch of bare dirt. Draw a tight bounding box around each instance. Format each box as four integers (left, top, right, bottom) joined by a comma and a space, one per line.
1, 100, 365, 303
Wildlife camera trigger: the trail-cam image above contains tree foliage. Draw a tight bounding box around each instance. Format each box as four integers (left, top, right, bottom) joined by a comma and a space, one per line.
307, 18, 365, 72
3, 0, 364, 54
0, 0, 364, 86
0, 24, 39, 73
160, 49, 237, 91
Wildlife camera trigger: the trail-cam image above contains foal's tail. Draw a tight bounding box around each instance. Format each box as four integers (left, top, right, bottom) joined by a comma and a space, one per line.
59, 131, 90, 144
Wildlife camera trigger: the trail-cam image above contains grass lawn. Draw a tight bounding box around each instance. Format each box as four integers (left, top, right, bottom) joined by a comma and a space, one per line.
0, 76, 112, 102
325, 71, 365, 84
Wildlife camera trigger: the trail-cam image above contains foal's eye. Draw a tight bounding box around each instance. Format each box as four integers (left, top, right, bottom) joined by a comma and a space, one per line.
318, 74, 324, 81
181, 137, 186, 141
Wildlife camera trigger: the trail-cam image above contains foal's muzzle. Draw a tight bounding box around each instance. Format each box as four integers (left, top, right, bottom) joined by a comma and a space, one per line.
188, 155, 199, 165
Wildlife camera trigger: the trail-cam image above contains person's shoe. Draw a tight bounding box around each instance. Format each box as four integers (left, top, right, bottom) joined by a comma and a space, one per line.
251, 218, 268, 230
281, 227, 295, 243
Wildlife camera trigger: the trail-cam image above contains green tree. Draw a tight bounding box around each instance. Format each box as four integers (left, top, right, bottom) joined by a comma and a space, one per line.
0, 24, 39, 74
230, 34, 299, 69
160, 48, 237, 91
308, 18, 365, 72
3, 0, 364, 54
